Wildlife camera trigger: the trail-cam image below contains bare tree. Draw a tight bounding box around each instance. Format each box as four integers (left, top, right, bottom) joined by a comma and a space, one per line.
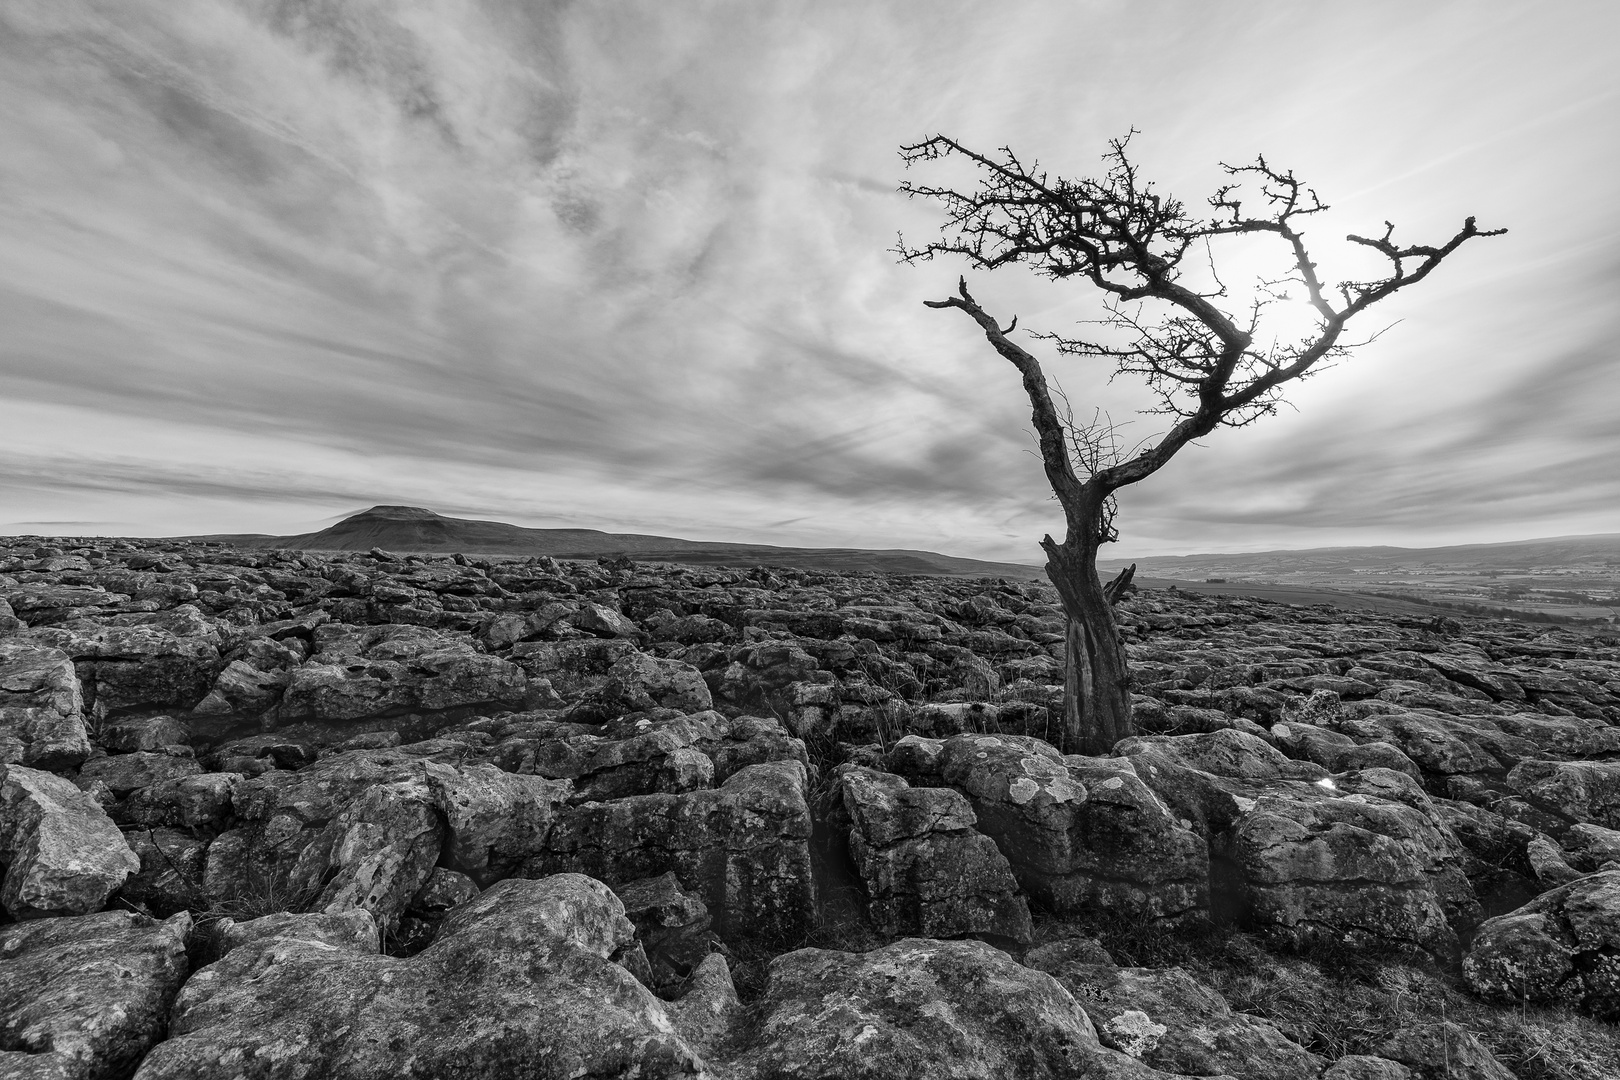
897, 133, 1503, 756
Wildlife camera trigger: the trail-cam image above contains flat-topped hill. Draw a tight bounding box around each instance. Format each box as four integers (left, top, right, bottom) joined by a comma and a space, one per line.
192, 504, 1047, 579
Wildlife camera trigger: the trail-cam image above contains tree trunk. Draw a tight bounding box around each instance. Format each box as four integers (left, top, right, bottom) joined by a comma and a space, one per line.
1043, 538, 1134, 756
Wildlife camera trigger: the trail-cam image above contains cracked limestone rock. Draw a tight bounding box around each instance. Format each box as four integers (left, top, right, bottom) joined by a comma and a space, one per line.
732, 936, 1180, 1079
0, 642, 90, 770
936, 734, 1207, 922
837, 764, 1031, 942
21, 623, 222, 721
612, 871, 714, 987
1463, 868, 1620, 1018
0, 764, 139, 919
424, 761, 571, 887
1120, 736, 1474, 957
533, 759, 815, 940
0, 910, 191, 1080
134, 874, 706, 1080
1034, 953, 1325, 1080
286, 776, 445, 927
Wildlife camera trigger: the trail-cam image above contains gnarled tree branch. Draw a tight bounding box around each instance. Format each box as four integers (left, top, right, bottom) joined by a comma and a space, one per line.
899, 130, 1502, 756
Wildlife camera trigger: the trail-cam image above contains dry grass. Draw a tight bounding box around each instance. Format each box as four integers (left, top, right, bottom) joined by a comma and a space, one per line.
182, 861, 321, 968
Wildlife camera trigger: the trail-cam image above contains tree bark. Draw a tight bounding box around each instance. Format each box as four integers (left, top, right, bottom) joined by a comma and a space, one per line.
917, 281, 1145, 757
1043, 535, 1134, 757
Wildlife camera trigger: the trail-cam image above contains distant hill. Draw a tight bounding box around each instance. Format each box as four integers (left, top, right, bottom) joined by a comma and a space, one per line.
1099, 534, 1620, 577
194, 505, 1046, 579
186, 507, 1620, 605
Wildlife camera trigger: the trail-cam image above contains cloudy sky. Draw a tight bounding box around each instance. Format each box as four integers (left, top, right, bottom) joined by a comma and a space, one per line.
3, 1, 1617, 560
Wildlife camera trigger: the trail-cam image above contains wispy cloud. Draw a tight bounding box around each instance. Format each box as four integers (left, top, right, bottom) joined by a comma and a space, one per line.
2, 0, 1617, 559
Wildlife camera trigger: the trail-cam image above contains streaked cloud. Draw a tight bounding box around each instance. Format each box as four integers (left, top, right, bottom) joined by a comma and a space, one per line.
2, 0, 1616, 560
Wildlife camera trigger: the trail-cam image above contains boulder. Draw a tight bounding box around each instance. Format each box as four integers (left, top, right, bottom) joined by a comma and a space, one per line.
1336, 742, 1425, 779
837, 764, 1031, 942
708, 642, 823, 712
613, 871, 714, 987
573, 602, 641, 638
532, 760, 815, 940
1269, 719, 1357, 769
902, 700, 1010, 739
409, 866, 480, 914
205, 733, 319, 774
1506, 759, 1620, 828
203, 748, 442, 910
23, 623, 221, 720
1525, 835, 1584, 886
97, 715, 189, 753
1116, 728, 1328, 783
649, 611, 736, 646
884, 733, 947, 782
490, 710, 802, 789
283, 777, 445, 927
1054, 755, 1210, 922
1424, 653, 1526, 703
75, 751, 201, 798
937, 734, 1207, 922
662, 952, 742, 1061
279, 624, 527, 722
509, 637, 639, 695
191, 659, 288, 716
1099, 1010, 1167, 1060
530, 716, 717, 801
1271, 721, 1420, 779
1280, 688, 1350, 726
1327, 708, 1512, 780
0, 641, 90, 769
119, 772, 240, 832
1227, 784, 1465, 956
134, 875, 706, 1079
1429, 798, 1542, 916
1120, 740, 1474, 955
213, 908, 380, 958
424, 762, 570, 887
1567, 822, 1620, 866
935, 734, 1089, 869
0, 583, 125, 624
731, 936, 1169, 1079
1037, 957, 1326, 1080
0, 765, 139, 919
694, 713, 810, 784
597, 651, 714, 715
228, 635, 309, 674
1489, 711, 1620, 758
1463, 869, 1620, 1018
0, 910, 190, 1080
